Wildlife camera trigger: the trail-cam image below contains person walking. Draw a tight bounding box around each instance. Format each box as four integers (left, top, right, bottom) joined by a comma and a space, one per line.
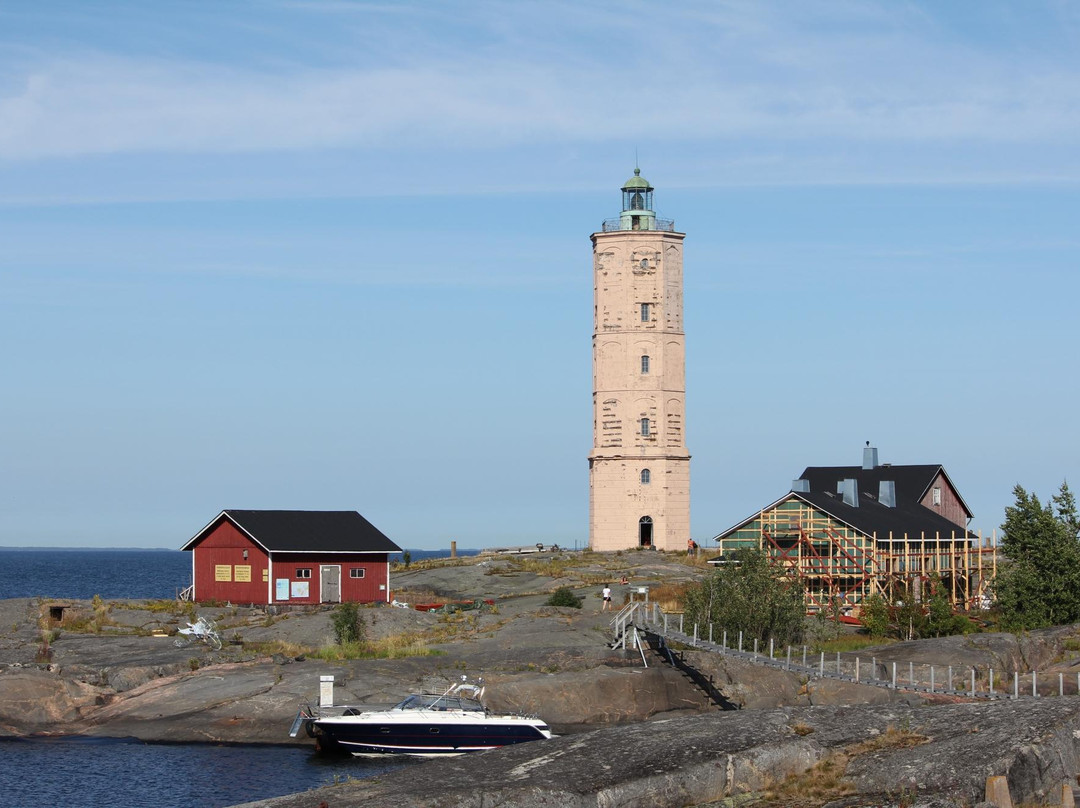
601, 584, 612, 612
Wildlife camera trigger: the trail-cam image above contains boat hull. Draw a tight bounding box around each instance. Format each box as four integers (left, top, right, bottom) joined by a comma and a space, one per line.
315, 717, 550, 756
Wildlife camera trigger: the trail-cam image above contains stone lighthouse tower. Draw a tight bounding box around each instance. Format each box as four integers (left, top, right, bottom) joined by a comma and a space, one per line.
589, 169, 690, 552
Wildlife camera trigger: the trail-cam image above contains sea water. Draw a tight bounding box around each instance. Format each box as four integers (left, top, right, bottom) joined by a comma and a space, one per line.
0, 736, 414, 808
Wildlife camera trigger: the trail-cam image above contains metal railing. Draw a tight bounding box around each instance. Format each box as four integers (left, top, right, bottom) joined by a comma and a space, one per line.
600, 217, 676, 233
631, 604, 1080, 701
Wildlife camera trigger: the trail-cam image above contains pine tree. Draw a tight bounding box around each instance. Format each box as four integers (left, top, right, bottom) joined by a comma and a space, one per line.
995, 482, 1080, 630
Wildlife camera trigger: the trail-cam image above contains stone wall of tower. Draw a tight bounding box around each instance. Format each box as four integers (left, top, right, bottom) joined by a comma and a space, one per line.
589, 457, 691, 552
589, 227, 690, 552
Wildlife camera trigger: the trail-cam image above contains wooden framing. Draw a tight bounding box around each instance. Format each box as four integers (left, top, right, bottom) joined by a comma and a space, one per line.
717, 500, 998, 613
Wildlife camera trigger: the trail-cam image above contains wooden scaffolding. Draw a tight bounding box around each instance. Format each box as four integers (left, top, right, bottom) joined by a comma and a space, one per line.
716, 500, 998, 613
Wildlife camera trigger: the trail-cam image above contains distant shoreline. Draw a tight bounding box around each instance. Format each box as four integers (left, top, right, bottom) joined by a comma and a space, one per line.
0, 546, 483, 555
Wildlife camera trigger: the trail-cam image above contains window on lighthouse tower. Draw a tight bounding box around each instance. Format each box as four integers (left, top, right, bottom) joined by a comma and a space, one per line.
641, 355, 650, 374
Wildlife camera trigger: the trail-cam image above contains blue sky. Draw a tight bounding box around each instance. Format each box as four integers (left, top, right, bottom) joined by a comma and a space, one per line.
1, 1, 1078, 549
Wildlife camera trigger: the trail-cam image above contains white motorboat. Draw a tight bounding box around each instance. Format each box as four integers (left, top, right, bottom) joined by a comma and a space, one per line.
291, 678, 554, 756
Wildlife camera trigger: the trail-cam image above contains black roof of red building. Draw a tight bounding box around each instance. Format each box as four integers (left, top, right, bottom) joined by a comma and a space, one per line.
181, 510, 401, 554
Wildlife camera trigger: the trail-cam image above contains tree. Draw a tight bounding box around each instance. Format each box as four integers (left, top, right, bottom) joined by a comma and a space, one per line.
923, 573, 973, 638
859, 593, 890, 639
893, 583, 927, 641
682, 547, 805, 648
330, 602, 367, 645
994, 482, 1080, 631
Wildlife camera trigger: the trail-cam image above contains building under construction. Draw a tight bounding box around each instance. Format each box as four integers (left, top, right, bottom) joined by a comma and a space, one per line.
712, 446, 997, 613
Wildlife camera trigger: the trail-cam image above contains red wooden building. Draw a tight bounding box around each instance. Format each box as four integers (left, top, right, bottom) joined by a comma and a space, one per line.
181, 510, 401, 606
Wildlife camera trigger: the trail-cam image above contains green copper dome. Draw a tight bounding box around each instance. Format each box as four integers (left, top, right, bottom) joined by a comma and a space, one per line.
621, 167, 653, 191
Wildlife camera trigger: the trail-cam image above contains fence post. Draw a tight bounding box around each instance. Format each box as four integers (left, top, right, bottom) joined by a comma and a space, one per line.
738, 631, 743, 653
1060, 672, 1064, 697
1013, 672, 1018, 700
1033, 670, 1038, 698
769, 638, 774, 660
891, 661, 897, 689
709, 624, 713, 645
819, 652, 825, 676
948, 666, 953, 692
930, 666, 935, 693
786, 646, 791, 670
837, 652, 841, 675
909, 661, 914, 687
970, 668, 976, 697
693, 623, 698, 647
872, 657, 876, 682
664, 613, 668, 634
679, 614, 684, 635
989, 668, 994, 695
802, 646, 807, 667
855, 657, 860, 682
722, 629, 727, 649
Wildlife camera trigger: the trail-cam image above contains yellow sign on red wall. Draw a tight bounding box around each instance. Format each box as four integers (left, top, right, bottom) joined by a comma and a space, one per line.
234, 565, 252, 582
215, 565, 232, 582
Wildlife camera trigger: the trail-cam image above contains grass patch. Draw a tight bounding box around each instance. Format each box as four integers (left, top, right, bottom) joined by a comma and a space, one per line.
812, 634, 893, 654
244, 640, 312, 658
674, 552, 714, 570
421, 612, 490, 644
307, 633, 439, 661
760, 725, 928, 807
244, 632, 439, 662
52, 595, 120, 635
390, 557, 470, 572
648, 582, 689, 613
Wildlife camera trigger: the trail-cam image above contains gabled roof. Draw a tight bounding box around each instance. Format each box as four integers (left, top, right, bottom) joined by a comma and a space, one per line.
798, 464, 973, 520
181, 510, 401, 554
714, 489, 972, 543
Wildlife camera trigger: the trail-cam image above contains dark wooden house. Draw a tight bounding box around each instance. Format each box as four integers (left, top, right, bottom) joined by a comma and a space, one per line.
712, 446, 995, 611
181, 510, 401, 606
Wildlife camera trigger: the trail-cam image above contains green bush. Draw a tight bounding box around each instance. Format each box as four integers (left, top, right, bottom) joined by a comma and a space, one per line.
546, 587, 583, 608
859, 593, 890, 639
682, 547, 806, 648
330, 602, 367, 645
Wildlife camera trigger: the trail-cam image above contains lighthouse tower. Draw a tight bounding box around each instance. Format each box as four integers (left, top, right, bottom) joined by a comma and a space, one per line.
589, 169, 690, 552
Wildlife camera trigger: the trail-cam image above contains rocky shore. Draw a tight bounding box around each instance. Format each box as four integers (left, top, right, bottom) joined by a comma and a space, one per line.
3, 551, 1080, 806
0, 553, 713, 743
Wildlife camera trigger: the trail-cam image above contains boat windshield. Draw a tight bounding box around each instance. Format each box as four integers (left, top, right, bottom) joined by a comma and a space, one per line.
394, 694, 485, 712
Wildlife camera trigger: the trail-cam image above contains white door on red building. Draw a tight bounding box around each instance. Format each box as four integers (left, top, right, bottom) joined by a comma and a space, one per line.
320, 565, 341, 603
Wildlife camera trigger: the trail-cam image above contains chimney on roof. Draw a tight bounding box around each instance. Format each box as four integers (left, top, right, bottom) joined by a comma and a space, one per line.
863, 442, 879, 470
841, 478, 859, 508
879, 480, 896, 508
792, 478, 810, 493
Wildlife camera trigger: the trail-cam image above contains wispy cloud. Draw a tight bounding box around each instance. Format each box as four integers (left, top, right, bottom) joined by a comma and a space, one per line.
1, 1, 1078, 163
